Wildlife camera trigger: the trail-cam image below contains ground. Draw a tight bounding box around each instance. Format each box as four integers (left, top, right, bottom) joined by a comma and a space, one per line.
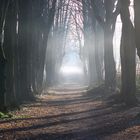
0, 86, 140, 140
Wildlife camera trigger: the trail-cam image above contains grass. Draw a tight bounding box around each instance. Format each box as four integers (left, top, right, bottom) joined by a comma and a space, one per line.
0, 112, 13, 119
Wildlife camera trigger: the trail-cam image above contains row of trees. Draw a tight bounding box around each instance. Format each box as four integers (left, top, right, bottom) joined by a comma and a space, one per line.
0, 0, 57, 110
0, 0, 140, 111
82, 0, 140, 104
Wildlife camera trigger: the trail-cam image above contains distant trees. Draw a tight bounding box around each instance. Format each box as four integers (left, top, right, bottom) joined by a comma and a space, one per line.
45, 0, 71, 87
82, 0, 103, 86
89, 0, 119, 90
81, 0, 119, 88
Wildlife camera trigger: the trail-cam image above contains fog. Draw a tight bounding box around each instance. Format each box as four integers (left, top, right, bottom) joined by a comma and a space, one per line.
43, 0, 136, 92
1, 0, 140, 139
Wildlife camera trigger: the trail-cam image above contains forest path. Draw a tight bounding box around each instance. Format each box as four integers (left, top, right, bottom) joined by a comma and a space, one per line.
0, 86, 140, 140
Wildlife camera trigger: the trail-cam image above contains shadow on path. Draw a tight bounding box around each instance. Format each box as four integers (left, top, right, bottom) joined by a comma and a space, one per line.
0, 86, 140, 140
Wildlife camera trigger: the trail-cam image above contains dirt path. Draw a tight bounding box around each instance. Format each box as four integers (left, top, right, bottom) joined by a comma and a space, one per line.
0, 87, 140, 140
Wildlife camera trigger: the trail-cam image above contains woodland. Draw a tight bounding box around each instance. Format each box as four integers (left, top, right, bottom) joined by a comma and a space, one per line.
0, 0, 140, 140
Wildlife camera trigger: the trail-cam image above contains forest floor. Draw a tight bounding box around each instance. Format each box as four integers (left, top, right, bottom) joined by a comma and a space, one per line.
0, 86, 140, 140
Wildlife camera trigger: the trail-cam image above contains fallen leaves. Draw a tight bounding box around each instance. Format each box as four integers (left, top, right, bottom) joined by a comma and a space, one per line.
0, 88, 140, 140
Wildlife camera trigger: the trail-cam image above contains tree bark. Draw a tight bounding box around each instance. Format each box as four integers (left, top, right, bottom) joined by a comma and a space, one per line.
134, 0, 140, 58
104, 25, 116, 89
120, 0, 136, 104
0, 0, 9, 110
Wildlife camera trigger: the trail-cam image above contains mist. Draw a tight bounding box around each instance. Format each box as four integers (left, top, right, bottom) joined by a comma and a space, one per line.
0, 0, 140, 140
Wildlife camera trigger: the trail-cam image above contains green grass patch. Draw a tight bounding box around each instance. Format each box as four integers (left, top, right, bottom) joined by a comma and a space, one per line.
0, 112, 13, 119
0, 112, 32, 120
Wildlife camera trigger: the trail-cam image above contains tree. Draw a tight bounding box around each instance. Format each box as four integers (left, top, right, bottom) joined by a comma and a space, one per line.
3, 0, 18, 105
134, 0, 140, 58
0, 0, 9, 110
0, 0, 58, 109
120, 0, 136, 104
90, 0, 120, 89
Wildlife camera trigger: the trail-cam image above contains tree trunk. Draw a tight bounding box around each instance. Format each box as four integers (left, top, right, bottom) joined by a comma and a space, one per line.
18, 0, 32, 100
120, 0, 136, 104
4, 0, 17, 105
0, 49, 6, 110
95, 22, 104, 84
134, 0, 140, 58
104, 25, 116, 89
0, 0, 9, 110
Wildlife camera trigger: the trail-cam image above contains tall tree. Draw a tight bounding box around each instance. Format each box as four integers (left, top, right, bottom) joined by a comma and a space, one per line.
120, 0, 136, 104
134, 0, 140, 58
37, 0, 57, 91
3, 0, 18, 105
0, 0, 9, 110
90, 0, 120, 89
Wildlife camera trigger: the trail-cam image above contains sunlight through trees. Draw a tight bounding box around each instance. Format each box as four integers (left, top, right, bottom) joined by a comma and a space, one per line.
0, 0, 139, 111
